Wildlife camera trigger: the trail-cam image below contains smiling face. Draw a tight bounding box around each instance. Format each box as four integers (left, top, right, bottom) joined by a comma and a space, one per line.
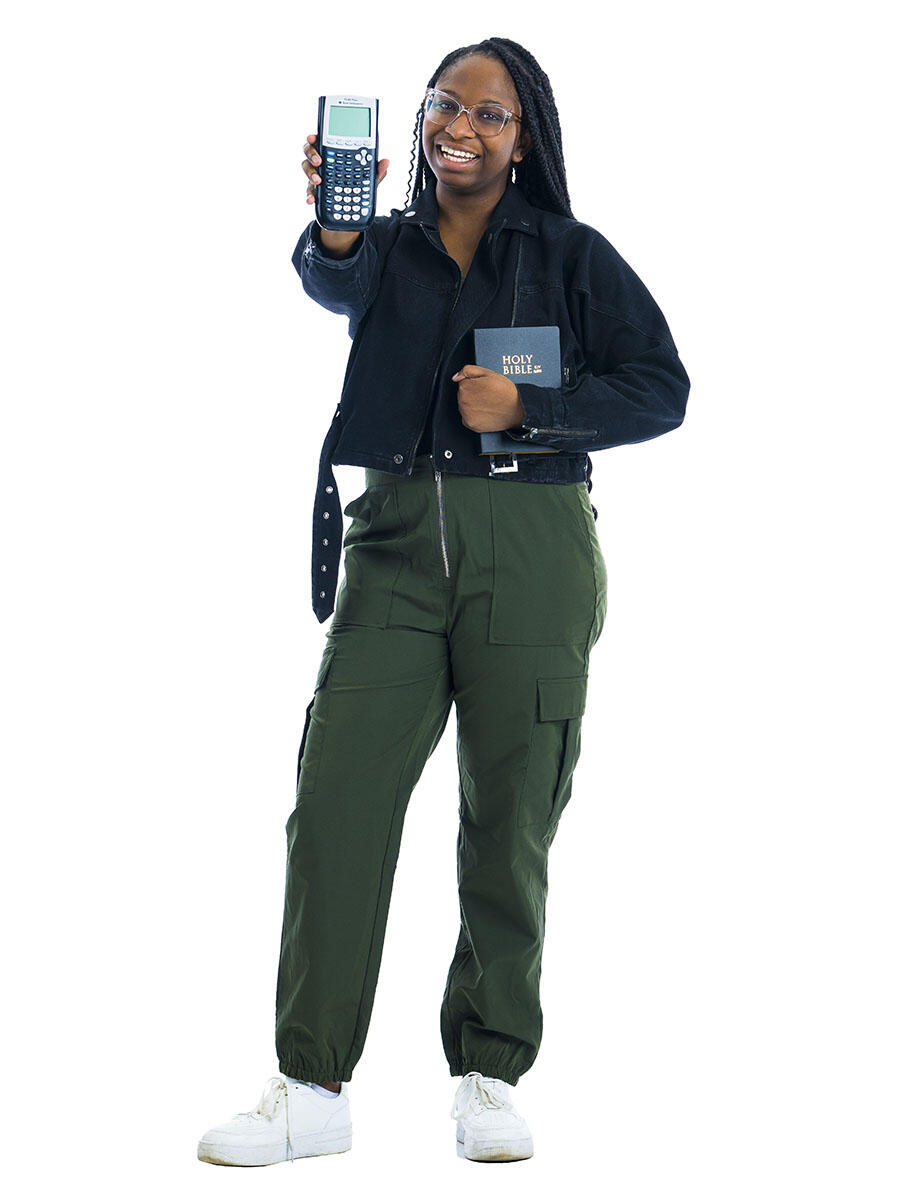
422, 54, 531, 198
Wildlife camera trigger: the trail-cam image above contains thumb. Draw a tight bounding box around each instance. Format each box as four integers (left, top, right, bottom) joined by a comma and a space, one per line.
452, 364, 480, 381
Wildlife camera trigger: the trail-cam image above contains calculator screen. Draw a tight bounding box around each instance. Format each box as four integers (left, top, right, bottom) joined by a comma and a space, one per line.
328, 105, 370, 137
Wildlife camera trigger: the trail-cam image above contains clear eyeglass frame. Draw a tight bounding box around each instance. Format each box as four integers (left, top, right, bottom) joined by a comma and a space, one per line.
422, 88, 523, 138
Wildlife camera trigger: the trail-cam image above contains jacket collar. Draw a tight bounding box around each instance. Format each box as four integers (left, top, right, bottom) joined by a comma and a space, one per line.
398, 174, 540, 237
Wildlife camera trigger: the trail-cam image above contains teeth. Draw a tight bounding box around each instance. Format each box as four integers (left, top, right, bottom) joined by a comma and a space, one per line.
440, 146, 477, 160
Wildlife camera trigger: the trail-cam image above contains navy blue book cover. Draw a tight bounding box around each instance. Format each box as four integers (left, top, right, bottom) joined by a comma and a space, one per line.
472, 325, 561, 456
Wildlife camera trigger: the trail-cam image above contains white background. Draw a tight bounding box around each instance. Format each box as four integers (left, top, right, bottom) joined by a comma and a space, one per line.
2, 2, 897, 1196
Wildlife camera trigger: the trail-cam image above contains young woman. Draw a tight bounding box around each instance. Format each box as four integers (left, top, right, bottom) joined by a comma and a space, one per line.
198, 37, 689, 1167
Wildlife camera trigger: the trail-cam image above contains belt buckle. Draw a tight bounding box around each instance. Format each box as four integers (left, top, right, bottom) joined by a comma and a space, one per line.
489, 452, 519, 475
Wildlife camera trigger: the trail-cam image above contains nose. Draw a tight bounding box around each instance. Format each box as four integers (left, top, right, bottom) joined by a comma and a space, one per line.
443, 109, 476, 138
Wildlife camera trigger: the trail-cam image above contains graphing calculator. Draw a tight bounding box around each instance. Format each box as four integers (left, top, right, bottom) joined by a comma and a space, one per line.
315, 94, 380, 231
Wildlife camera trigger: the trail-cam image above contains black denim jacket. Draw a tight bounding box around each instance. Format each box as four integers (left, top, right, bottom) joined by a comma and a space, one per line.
293, 175, 690, 622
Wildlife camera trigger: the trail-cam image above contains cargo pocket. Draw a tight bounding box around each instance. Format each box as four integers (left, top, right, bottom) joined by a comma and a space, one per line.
488, 480, 597, 646
332, 483, 405, 629
296, 644, 337, 797
517, 675, 588, 828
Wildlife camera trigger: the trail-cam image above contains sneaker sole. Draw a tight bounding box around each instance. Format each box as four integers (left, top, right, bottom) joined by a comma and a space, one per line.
456, 1129, 534, 1162
198, 1127, 352, 1166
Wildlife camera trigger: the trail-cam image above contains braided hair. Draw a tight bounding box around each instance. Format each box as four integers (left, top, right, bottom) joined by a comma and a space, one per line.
403, 37, 573, 219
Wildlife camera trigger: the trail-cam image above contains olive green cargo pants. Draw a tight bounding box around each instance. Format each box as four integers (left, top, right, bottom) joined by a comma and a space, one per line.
275, 453, 607, 1086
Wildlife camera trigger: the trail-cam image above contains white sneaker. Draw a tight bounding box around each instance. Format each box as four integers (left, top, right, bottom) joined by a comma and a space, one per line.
197, 1075, 351, 1165
451, 1071, 534, 1162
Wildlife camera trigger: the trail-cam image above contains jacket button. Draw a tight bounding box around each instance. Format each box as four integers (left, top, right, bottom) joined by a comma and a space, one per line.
393, 454, 403, 463
322, 511, 330, 519
322, 537, 329, 546
443, 449, 453, 459
325, 485, 333, 493
321, 564, 327, 571
319, 590, 326, 598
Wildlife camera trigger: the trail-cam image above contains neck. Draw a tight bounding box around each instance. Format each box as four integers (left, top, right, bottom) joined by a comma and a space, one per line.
434, 177, 510, 232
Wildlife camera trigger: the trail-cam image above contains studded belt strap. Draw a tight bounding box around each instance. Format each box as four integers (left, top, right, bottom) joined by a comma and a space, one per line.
311, 404, 344, 623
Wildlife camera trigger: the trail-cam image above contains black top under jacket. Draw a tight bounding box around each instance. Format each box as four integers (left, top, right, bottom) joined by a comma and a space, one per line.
292, 175, 690, 622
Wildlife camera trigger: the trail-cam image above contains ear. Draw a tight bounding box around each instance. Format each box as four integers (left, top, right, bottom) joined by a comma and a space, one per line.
514, 125, 532, 163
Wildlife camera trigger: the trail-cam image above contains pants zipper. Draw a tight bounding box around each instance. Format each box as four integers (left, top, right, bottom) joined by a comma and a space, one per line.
431, 454, 450, 578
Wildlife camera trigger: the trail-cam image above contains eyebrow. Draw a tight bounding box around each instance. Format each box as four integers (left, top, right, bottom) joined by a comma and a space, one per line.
439, 87, 508, 106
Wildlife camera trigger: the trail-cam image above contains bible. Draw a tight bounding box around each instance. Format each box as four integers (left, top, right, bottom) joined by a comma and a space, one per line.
472, 325, 561, 471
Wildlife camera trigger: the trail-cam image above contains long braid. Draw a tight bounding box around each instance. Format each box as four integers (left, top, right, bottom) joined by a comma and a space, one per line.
402, 37, 573, 219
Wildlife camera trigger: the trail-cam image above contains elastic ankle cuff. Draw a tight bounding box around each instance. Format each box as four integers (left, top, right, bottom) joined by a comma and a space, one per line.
279, 1058, 350, 1084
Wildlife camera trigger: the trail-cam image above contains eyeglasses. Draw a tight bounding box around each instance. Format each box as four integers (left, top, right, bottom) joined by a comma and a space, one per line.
423, 88, 522, 138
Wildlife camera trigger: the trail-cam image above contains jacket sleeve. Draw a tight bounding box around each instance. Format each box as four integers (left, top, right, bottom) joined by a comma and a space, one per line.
292, 219, 384, 339
506, 226, 690, 454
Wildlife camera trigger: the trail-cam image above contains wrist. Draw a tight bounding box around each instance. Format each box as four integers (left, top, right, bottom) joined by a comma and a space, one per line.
514, 385, 526, 426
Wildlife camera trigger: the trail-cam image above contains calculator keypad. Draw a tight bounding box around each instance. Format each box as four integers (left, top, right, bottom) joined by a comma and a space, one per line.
323, 147, 373, 223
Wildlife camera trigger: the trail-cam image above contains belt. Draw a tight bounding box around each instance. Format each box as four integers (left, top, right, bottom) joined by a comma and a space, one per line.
309, 407, 598, 620
311, 404, 344, 623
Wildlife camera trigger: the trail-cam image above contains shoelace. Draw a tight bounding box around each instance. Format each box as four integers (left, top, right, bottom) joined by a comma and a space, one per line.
239, 1076, 295, 1162
450, 1071, 513, 1120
